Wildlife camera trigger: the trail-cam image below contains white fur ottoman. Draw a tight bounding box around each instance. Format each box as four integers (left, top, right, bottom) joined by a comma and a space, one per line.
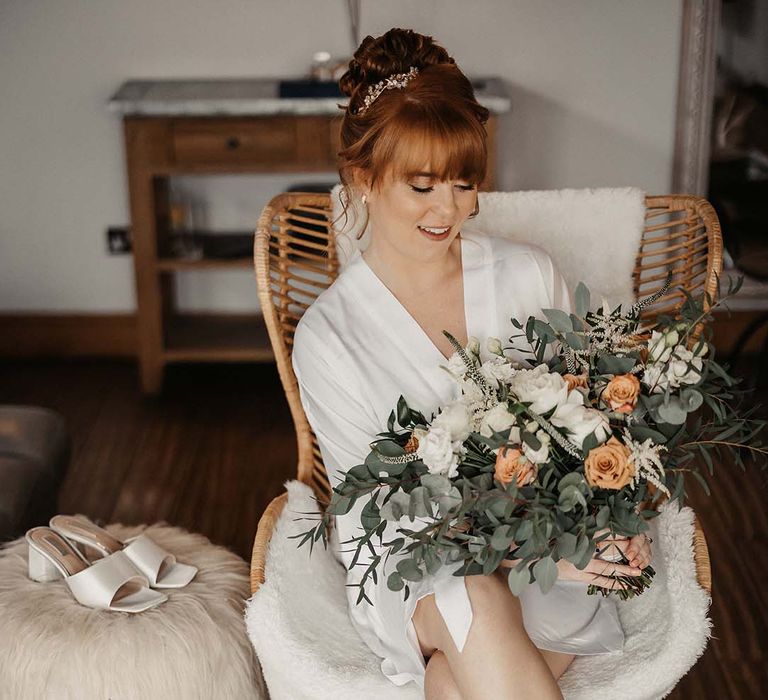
0, 522, 265, 700
246, 480, 712, 700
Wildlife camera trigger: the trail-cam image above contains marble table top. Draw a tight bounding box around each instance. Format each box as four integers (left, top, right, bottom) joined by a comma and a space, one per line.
108, 77, 511, 117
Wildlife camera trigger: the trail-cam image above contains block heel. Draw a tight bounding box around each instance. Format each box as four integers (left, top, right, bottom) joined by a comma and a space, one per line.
27, 543, 63, 582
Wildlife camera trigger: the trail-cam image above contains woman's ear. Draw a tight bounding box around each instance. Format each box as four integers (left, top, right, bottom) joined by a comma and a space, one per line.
350, 167, 372, 199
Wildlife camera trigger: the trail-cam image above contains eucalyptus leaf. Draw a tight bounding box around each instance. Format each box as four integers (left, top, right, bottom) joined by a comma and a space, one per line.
557, 532, 577, 558
628, 425, 668, 444
379, 491, 410, 521
507, 565, 531, 596
533, 556, 559, 594
387, 571, 405, 591
360, 499, 381, 530
542, 308, 574, 333
396, 558, 424, 582
655, 399, 688, 425
597, 355, 637, 375
574, 282, 590, 317
680, 388, 704, 412
396, 395, 410, 427
327, 494, 354, 516
420, 473, 452, 496
596, 505, 610, 529
565, 331, 587, 350
491, 525, 516, 552
408, 486, 433, 519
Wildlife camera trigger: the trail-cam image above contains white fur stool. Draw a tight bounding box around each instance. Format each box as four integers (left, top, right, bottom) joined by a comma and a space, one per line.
0, 522, 266, 700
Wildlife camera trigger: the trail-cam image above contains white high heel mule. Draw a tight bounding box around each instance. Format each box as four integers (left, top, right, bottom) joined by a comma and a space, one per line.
50, 514, 197, 589
26, 526, 167, 613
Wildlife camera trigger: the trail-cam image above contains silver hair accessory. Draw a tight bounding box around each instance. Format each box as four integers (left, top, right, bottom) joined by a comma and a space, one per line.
355, 66, 419, 116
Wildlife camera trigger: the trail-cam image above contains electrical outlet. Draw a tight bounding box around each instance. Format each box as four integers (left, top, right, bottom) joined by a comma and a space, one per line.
107, 226, 132, 254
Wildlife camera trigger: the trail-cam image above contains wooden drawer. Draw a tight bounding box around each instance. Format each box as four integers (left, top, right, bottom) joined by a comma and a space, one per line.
170, 118, 297, 167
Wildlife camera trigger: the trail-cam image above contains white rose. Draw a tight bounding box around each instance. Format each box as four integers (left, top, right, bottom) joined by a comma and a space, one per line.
550, 401, 610, 448
432, 400, 472, 443
479, 355, 517, 385
665, 329, 680, 347
479, 402, 517, 438
467, 337, 480, 357
523, 430, 551, 464
693, 341, 709, 358
668, 347, 703, 386
648, 331, 672, 364
642, 363, 669, 394
508, 364, 569, 415
417, 426, 459, 477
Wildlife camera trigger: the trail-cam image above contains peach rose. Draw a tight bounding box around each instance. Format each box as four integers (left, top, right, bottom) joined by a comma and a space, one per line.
584, 436, 636, 490
602, 374, 641, 414
495, 445, 538, 487
563, 373, 589, 391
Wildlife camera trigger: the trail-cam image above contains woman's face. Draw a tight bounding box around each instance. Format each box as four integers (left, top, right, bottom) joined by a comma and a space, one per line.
363, 166, 478, 262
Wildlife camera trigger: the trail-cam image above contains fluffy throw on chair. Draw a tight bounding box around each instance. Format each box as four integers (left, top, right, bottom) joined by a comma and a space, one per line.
246, 480, 712, 700
331, 185, 647, 311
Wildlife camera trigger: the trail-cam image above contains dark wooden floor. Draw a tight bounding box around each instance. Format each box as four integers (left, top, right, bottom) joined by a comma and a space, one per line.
1, 357, 766, 698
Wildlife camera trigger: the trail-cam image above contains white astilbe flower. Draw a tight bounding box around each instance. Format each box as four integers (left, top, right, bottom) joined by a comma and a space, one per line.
622, 427, 671, 497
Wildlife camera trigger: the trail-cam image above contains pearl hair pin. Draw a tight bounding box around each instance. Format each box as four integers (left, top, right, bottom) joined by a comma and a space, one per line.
355, 66, 419, 116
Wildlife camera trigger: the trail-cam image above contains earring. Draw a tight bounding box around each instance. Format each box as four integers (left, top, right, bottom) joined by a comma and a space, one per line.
361, 193, 368, 205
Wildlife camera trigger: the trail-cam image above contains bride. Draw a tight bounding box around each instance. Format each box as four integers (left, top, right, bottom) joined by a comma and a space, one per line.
291, 27, 653, 700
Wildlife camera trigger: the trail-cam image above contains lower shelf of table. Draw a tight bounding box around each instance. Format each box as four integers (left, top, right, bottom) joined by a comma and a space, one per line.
163, 314, 274, 362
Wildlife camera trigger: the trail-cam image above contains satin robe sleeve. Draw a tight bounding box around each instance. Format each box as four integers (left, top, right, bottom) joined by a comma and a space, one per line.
290, 320, 379, 488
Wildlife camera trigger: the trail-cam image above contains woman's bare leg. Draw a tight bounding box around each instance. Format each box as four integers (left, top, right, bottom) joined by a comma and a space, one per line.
424, 651, 463, 700
413, 569, 563, 700
423, 635, 575, 698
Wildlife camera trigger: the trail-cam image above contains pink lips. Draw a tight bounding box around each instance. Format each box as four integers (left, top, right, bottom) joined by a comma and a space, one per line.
418, 225, 452, 241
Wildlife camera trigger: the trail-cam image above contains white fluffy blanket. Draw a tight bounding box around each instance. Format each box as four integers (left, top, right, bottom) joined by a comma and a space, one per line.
0, 523, 264, 700
330, 185, 646, 311
246, 480, 712, 700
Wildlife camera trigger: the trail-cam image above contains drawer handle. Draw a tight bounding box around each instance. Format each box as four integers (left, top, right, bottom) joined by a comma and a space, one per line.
226, 136, 241, 150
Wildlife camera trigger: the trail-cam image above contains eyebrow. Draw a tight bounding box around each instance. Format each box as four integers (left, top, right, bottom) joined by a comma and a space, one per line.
408, 171, 438, 178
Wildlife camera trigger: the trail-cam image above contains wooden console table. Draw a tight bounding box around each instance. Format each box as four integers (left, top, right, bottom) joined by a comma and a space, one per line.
110, 79, 510, 393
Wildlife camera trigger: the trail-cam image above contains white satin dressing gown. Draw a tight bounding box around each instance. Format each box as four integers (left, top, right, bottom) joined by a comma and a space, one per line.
291, 229, 624, 689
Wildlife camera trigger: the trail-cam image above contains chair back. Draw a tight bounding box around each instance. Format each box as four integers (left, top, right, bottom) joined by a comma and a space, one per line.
253, 192, 723, 504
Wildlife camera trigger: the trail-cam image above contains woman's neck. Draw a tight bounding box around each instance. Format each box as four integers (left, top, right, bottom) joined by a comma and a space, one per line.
361, 233, 463, 298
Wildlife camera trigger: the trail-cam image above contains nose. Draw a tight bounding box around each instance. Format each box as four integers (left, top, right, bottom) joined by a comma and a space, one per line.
431, 182, 460, 219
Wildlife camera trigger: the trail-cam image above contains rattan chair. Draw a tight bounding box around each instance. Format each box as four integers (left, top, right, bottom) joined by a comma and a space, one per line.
251, 192, 720, 598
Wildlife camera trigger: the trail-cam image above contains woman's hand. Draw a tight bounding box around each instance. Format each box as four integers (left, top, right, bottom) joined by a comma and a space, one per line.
499, 532, 653, 591
556, 555, 642, 591
595, 532, 653, 569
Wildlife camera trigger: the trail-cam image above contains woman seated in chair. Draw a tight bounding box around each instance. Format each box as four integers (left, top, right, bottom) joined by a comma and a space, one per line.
291, 27, 653, 700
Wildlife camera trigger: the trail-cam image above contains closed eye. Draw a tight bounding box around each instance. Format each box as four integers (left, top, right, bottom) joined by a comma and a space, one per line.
410, 184, 477, 194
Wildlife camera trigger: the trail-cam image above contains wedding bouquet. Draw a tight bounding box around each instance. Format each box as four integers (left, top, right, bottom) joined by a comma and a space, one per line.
296, 274, 767, 604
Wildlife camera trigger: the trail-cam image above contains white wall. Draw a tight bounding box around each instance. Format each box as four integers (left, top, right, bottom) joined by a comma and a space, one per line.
0, 0, 682, 313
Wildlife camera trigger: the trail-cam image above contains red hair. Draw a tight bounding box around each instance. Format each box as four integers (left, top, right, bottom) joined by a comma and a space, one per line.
334, 29, 490, 234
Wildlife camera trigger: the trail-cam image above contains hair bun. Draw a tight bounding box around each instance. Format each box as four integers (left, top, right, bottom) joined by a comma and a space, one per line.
338, 28, 454, 100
